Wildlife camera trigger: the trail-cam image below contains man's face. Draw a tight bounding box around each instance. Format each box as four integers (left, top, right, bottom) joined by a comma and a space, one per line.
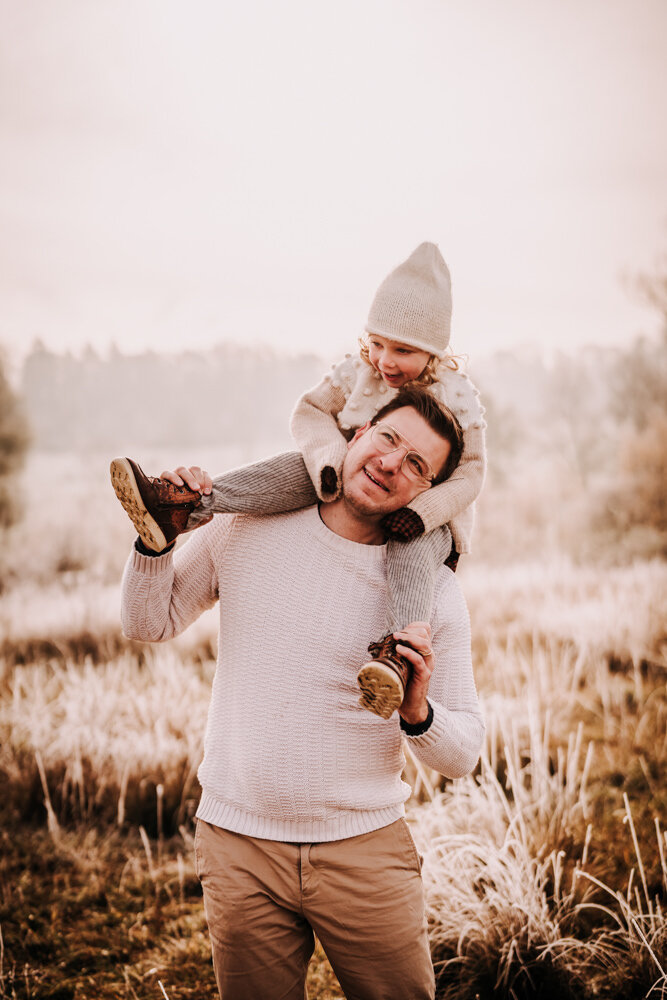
341, 406, 452, 518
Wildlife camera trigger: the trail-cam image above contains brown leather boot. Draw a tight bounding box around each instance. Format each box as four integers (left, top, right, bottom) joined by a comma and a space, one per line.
110, 457, 211, 552
356, 634, 412, 720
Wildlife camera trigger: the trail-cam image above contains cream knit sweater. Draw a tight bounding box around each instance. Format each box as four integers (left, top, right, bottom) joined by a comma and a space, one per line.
291, 356, 486, 553
121, 507, 485, 843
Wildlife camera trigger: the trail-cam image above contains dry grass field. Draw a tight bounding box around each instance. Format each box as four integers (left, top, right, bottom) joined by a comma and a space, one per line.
1, 452, 666, 999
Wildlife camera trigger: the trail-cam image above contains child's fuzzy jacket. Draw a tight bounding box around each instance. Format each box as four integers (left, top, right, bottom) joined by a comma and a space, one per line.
290, 355, 486, 554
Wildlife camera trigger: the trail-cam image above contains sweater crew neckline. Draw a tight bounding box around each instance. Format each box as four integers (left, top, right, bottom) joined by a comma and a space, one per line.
303, 505, 387, 564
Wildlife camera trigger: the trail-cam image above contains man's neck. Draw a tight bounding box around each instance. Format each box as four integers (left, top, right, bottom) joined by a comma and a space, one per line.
318, 499, 386, 545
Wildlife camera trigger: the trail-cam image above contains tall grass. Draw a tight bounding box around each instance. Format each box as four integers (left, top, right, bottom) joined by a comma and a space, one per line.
2, 651, 212, 832
1, 452, 666, 998
403, 565, 667, 998
409, 732, 667, 998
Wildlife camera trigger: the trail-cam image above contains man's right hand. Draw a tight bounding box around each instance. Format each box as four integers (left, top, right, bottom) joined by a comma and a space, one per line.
394, 622, 434, 727
160, 466, 213, 495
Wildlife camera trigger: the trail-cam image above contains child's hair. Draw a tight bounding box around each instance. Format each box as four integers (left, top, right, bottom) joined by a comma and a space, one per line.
358, 336, 461, 386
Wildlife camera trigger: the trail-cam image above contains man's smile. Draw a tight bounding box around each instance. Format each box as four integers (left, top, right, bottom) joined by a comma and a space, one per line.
363, 466, 390, 492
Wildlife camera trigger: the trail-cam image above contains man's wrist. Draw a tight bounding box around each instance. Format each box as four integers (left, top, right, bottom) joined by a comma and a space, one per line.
135, 537, 175, 557
399, 701, 434, 736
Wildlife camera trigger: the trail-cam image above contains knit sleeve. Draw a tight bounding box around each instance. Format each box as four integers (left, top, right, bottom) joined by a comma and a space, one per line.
289, 357, 356, 501
120, 516, 229, 641
406, 421, 487, 535
402, 572, 485, 778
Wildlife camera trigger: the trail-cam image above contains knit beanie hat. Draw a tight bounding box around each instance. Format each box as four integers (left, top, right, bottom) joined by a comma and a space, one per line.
365, 242, 452, 357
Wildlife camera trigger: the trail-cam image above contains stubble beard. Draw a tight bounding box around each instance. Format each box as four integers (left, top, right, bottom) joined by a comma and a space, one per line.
341, 467, 395, 520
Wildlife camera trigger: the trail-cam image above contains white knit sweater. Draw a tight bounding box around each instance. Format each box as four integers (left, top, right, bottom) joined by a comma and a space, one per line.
121, 507, 485, 842
290, 355, 487, 553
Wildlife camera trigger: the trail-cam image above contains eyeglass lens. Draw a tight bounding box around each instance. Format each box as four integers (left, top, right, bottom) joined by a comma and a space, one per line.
372, 425, 432, 481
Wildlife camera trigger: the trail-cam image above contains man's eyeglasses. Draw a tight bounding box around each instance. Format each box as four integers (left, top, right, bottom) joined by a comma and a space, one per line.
370, 423, 434, 484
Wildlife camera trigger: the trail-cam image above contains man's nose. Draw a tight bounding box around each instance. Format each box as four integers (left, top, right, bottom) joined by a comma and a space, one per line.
378, 449, 404, 474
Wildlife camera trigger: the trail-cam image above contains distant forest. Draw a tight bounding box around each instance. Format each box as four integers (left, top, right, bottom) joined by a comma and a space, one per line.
19, 333, 665, 474
21, 341, 327, 452
12, 327, 667, 558
19, 339, 556, 459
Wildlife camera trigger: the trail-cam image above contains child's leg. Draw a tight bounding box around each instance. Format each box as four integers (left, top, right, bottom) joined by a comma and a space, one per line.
356, 526, 452, 719
187, 451, 318, 527
384, 526, 452, 632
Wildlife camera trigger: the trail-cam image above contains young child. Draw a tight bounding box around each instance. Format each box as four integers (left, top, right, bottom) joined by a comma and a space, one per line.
110, 242, 486, 719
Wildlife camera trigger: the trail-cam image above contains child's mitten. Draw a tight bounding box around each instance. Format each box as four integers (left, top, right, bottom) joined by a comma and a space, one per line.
320, 465, 339, 499
380, 507, 425, 541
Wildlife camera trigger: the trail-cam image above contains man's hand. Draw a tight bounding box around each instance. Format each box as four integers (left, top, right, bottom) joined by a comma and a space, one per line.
394, 622, 434, 726
160, 465, 213, 495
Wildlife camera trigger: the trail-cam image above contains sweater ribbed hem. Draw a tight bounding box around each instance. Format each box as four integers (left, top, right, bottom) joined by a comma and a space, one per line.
196, 791, 405, 843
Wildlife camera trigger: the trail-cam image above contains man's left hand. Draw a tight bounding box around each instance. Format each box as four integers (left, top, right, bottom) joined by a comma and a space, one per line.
394, 622, 434, 726
161, 465, 213, 494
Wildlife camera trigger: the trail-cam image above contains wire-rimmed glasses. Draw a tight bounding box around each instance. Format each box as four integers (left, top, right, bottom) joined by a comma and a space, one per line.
370, 423, 434, 484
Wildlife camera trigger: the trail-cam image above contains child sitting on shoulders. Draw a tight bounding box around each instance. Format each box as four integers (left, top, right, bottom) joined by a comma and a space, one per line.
110, 242, 486, 720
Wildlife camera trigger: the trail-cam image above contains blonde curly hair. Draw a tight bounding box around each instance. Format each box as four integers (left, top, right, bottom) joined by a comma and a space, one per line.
358, 336, 461, 387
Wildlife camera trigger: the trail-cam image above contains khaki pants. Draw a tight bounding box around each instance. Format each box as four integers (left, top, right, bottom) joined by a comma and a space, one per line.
194, 818, 435, 1000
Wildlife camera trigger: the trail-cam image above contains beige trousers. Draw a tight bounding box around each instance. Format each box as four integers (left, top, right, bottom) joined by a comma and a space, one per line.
194, 818, 435, 1000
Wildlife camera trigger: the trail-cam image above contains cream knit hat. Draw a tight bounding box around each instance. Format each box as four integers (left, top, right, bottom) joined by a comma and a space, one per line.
365, 242, 452, 358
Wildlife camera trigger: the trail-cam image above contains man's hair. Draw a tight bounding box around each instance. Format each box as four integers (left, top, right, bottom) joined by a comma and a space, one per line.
371, 387, 464, 485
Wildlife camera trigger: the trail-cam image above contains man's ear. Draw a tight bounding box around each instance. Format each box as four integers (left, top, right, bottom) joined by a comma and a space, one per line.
347, 421, 372, 449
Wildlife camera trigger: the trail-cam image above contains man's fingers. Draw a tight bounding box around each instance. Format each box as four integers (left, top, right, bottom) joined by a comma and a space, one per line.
186, 467, 212, 494
393, 622, 432, 659
395, 621, 431, 637
160, 469, 184, 486
181, 466, 204, 491
395, 642, 433, 675
159, 466, 211, 493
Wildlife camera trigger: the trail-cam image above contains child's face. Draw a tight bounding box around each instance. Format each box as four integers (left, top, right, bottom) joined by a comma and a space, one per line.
367, 335, 432, 388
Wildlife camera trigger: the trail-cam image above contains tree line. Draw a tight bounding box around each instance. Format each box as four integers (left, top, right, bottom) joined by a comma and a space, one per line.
1, 290, 665, 556
19, 341, 326, 452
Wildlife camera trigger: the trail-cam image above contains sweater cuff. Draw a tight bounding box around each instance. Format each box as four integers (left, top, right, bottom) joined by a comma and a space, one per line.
130, 541, 175, 576
400, 701, 434, 737
135, 537, 176, 557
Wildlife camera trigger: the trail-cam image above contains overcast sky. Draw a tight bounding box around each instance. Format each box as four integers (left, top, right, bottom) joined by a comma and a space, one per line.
1, 0, 666, 368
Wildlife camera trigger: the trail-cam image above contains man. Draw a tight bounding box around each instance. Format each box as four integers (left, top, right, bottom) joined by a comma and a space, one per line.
120, 388, 484, 1000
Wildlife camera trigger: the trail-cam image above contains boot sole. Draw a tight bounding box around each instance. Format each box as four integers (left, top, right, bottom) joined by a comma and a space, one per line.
357, 661, 404, 720
110, 458, 168, 553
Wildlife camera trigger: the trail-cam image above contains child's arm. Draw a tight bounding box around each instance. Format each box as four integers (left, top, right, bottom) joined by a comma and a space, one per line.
408, 421, 486, 533
290, 357, 357, 501
383, 372, 487, 547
